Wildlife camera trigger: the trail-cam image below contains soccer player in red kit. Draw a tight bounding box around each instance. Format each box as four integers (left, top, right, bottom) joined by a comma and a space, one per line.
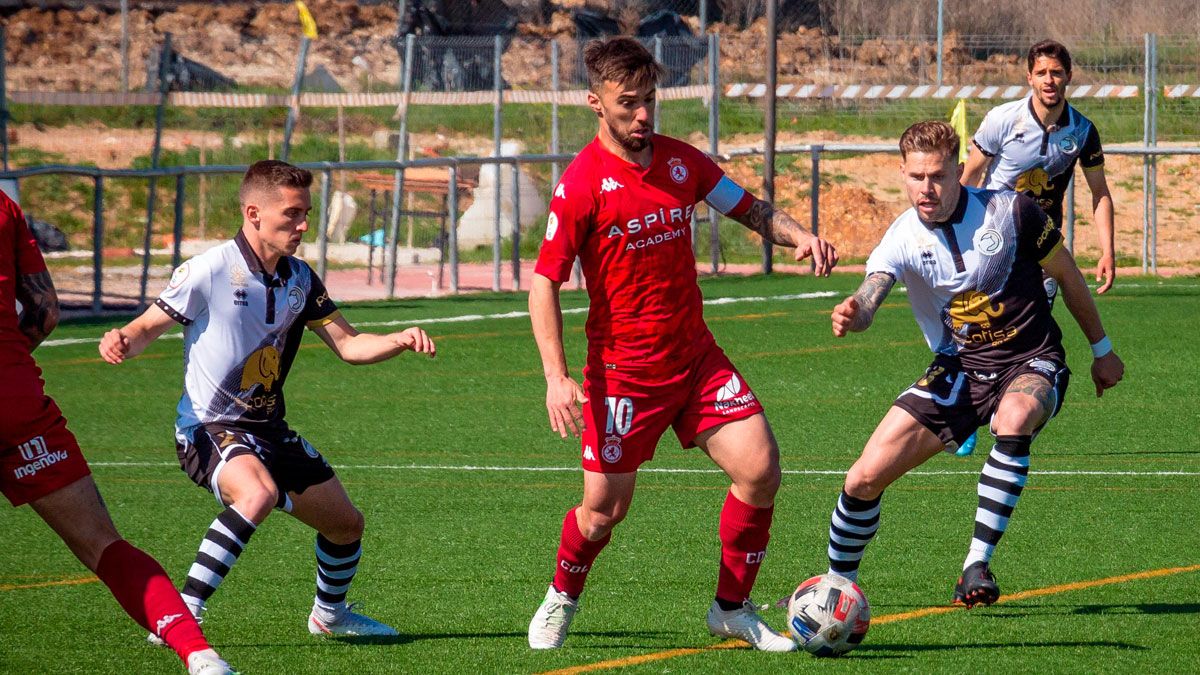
0, 192, 234, 675
527, 37, 838, 651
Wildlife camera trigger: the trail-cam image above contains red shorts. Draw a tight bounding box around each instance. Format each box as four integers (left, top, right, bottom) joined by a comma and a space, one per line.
579, 343, 764, 473
0, 395, 91, 507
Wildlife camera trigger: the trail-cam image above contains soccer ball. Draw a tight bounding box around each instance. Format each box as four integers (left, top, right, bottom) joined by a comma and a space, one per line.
787, 574, 870, 656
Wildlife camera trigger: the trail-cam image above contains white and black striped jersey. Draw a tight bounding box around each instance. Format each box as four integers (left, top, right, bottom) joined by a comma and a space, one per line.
156, 231, 340, 432
973, 95, 1104, 225
866, 187, 1066, 370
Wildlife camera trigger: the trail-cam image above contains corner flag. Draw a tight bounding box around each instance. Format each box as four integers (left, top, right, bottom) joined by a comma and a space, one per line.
295, 1, 319, 40
950, 98, 969, 163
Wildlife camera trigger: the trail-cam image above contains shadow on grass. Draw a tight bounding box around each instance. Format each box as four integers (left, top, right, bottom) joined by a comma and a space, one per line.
1073, 602, 1200, 615
852, 640, 1148, 658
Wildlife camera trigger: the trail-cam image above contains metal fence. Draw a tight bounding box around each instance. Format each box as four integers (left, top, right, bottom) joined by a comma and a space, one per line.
3, 6, 1199, 309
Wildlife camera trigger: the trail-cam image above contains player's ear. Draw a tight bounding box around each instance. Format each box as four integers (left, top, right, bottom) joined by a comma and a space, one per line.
244, 203, 260, 227
587, 90, 603, 118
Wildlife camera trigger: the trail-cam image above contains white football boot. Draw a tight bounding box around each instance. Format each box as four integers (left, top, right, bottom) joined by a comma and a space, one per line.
186, 650, 236, 675
308, 602, 398, 637
706, 599, 796, 652
527, 585, 579, 649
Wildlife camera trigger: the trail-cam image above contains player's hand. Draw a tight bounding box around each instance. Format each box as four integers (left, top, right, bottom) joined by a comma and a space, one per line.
98, 328, 131, 364
1095, 255, 1115, 294
795, 234, 839, 277
391, 327, 436, 357
1091, 351, 1124, 397
831, 296, 860, 337
545, 374, 587, 438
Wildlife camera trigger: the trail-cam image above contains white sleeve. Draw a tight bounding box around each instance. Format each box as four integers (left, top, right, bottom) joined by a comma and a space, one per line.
155, 256, 211, 325
972, 107, 1004, 157
864, 222, 906, 280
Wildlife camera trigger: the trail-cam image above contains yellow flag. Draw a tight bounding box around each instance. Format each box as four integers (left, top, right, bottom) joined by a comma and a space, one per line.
949, 98, 969, 163
295, 1, 318, 40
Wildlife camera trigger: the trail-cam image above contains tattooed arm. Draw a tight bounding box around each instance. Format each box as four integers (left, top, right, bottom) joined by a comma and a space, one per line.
831, 272, 895, 337
15, 269, 60, 349
730, 198, 838, 276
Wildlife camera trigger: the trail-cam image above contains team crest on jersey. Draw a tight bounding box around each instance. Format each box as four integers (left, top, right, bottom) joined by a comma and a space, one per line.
974, 228, 1004, 255
668, 157, 688, 184
1058, 134, 1079, 154
545, 212, 559, 241
601, 435, 623, 464
168, 262, 190, 289
230, 265, 248, 288
287, 287, 305, 313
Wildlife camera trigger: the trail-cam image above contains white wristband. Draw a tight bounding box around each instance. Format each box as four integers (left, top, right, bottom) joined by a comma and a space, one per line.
1091, 336, 1113, 358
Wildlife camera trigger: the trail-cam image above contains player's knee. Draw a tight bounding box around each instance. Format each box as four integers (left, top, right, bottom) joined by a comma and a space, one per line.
737, 463, 781, 503
578, 505, 626, 539
843, 463, 886, 501
991, 398, 1048, 436
232, 485, 279, 524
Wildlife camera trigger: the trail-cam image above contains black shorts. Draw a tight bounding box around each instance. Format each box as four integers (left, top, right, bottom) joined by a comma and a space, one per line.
175, 423, 335, 502
893, 352, 1070, 450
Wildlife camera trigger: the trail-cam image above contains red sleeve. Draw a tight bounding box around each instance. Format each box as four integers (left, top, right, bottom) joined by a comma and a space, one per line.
4, 194, 44, 276
534, 162, 596, 282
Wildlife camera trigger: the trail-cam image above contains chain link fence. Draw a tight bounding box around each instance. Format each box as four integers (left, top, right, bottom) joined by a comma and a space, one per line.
2, 0, 1199, 308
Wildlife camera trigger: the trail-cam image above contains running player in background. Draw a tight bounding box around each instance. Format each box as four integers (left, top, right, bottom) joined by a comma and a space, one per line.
828, 121, 1123, 607
1, 191, 234, 675
100, 160, 435, 640
526, 36, 837, 652
958, 39, 1116, 457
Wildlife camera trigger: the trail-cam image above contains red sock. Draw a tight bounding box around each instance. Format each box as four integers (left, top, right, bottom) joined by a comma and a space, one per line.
552, 507, 610, 597
716, 490, 774, 605
95, 539, 211, 663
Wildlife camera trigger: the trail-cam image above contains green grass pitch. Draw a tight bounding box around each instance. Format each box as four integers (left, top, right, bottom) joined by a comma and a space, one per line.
2, 273, 1198, 673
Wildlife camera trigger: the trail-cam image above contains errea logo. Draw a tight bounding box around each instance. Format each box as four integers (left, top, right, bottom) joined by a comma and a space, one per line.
600, 177, 624, 193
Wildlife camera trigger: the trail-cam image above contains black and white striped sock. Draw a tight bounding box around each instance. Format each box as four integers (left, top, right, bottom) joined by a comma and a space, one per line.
827, 490, 882, 583
313, 534, 362, 618
965, 435, 1031, 570
180, 505, 256, 613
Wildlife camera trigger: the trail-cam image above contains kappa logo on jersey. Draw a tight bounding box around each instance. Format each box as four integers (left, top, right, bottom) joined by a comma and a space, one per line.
667, 157, 688, 184
288, 287, 306, 313
714, 373, 757, 413
601, 435, 623, 463
168, 262, 190, 289
554, 183, 566, 199
600, 177, 624, 193
545, 211, 559, 241
974, 228, 1005, 256
240, 345, 282, 392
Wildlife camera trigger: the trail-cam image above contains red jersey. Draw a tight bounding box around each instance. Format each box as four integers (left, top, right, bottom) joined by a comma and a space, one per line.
0, 192, 42, 378
535, 134, 752, 375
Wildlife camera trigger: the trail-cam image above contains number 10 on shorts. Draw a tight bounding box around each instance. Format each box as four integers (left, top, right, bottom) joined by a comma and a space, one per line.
605, 397, 634, 436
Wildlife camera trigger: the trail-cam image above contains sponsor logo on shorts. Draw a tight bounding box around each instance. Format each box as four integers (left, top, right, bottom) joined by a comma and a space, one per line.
1028, 358, 1058, 375
601, 435, 623, 464
714, 373, 757, 414
13, 437, 70, 481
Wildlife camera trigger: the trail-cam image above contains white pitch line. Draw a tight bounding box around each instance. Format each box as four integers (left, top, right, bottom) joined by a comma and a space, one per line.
39, 291, 844, 347
89, 461, 1200, 477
